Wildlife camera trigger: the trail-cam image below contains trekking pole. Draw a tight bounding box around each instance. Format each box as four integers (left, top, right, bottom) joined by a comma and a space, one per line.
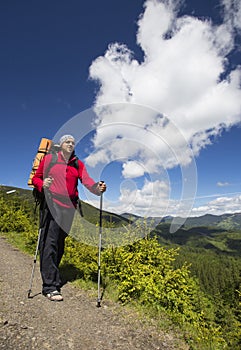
97, 192, 103, 307
27, 227, 41, 298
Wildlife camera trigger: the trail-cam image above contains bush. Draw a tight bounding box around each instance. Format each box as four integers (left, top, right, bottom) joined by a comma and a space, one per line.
102, 237, 226, 348
0, 196, 33, 234
62, 236, 98, 281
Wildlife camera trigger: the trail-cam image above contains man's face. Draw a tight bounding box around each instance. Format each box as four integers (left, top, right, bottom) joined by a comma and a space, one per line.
61, 139, 75, 154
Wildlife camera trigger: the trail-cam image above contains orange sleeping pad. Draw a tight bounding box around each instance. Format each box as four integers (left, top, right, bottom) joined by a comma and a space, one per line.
28, 138, 53, 187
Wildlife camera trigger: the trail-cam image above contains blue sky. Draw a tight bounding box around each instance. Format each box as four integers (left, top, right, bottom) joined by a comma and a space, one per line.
1, 0, 241, 218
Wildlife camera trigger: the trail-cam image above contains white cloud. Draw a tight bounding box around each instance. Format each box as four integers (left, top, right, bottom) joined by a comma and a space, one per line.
221, 0, 241, 33
217, 181, 230, 187
85, 181, 241, 219
191, 195, 241, 216
87, 0, 241, 217
107, 179, 171, 217
102, 186, 241, 218
89, 0, 241, 165
122, 161, 145, 178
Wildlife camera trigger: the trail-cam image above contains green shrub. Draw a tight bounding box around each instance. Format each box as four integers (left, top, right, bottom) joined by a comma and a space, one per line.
102, 237, 225, 348
62, 236, 98, 280
0, 196, 33, 234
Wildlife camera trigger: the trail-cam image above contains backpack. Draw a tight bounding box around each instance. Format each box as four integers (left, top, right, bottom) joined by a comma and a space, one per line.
28, 138, 79, 207
28, 138, 54, 187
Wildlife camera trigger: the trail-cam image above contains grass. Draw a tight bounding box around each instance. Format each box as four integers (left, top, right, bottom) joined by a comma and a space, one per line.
0, 230, 33, 254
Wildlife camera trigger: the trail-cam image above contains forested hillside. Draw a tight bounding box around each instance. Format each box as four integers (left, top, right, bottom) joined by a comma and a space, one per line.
0, 185, 240, 349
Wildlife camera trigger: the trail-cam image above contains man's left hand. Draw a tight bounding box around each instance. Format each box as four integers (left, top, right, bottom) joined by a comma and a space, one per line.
98, 181, 107, 193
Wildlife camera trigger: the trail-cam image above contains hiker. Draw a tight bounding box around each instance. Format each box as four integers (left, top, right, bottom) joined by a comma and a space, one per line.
32, 134, 106, 301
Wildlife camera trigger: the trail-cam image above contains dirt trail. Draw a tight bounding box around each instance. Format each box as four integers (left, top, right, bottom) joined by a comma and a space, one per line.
0, 236, 188, 350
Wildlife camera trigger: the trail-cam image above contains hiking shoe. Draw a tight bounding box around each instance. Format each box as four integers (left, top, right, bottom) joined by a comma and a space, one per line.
45, 290, 63, 302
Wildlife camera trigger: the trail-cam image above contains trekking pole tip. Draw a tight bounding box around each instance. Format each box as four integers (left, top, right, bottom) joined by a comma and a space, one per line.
96, 300, 101, 308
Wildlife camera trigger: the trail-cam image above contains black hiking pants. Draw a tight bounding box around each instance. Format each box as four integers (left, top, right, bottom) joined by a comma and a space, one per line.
39, 201, 75, 295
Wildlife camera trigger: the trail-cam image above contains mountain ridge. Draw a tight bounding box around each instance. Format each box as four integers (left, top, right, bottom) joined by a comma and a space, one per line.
1, 185, 241, 231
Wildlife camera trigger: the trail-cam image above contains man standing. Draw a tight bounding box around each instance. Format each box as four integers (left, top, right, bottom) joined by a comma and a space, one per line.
32, 135, 106, 301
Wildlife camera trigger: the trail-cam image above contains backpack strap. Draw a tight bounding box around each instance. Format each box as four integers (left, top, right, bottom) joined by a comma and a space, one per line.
74, 157, 79, 169
68, 156, 79, 170
44, 152, 58, 177
45, 153, 78, 176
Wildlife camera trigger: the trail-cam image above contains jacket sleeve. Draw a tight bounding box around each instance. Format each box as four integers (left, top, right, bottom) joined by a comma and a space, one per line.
32, 155, 51, 193
78, 161, 101, 196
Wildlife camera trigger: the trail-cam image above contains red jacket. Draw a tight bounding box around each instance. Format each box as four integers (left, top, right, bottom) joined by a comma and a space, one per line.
32, 152, 100, 208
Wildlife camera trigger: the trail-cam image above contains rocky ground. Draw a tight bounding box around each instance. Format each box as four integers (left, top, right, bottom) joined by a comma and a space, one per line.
0, 236, 189, 350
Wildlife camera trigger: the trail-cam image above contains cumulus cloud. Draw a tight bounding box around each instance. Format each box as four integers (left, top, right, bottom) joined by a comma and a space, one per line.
191, 195, 241, 216
122, 161, 146, 178
104, 192, 241, 218
87, 0, 241, 217
89, 0, 241, 164
85, 107, 195, 172
221, 0, 241, 33
107, 179, 170, 217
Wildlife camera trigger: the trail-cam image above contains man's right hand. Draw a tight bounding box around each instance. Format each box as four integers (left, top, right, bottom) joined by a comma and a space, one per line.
43, 177, 54, 188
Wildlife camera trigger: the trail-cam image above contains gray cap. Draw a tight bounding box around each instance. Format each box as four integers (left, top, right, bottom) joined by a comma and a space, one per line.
59, 135, 75, 146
